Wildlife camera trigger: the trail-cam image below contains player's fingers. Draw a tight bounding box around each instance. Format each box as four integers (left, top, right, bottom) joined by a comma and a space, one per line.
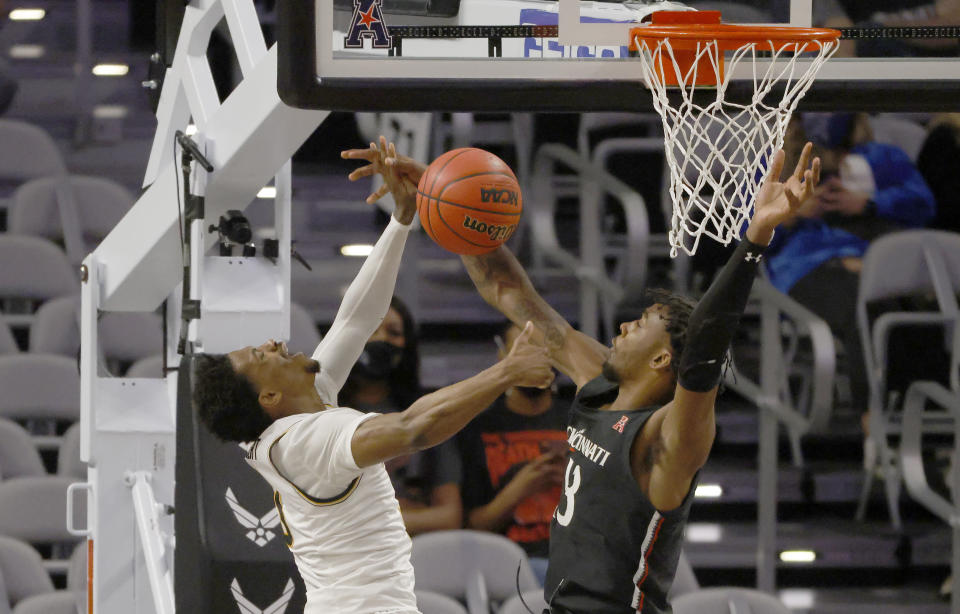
799, 169, 815, 201
389, 141, 397, 160
768, 149, 786, 182
516, 321, 535, 344
393, 157, 423, 178
783, 186, 800, 210
347, 164, 376, 181
366, 184, 390, 204
341, 148, 376, 161
794, 142, 813, 180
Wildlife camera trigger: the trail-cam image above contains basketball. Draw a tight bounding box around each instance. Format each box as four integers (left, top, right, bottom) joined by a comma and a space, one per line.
416, 148, 522, 255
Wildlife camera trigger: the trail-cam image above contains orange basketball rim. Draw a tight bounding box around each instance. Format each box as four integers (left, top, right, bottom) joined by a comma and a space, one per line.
629, 11, 841, 87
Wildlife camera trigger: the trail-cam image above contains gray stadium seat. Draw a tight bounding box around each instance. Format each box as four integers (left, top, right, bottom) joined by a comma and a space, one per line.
0, 536, 55, 611
8, 174, 133, 263
0, 477, 84, 546
0, 120, 66, 183
416, 589, 469, 614
30, 296, 162, 367
0, 354, 80, 423
668, 550, 701, 600
288, 301, 322, 356
0, 572, 11, 614
496, 589, 546, 614
57, 423, 84, 480
27, 297, 77, 357
0, 418, 46, 481
126, 353, 164, 378
855, 230, 960, 529
671, 587, 792, 614
869, 114, 929, 163
10, 591, 74, 614
66, 543, 86, 614
0, 236, 76, 303
0, 322, 18, 355
410, 530, 539, 614
99, 311, 163, 365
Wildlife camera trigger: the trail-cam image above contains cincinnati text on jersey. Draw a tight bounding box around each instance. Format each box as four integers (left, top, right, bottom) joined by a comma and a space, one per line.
566, 426, 611, 467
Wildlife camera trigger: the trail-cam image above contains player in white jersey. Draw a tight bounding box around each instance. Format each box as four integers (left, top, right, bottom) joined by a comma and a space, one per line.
191, 138, 554, 614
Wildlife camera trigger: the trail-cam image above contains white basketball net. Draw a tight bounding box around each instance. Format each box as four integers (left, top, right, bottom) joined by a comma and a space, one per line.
633, 36, 838, 256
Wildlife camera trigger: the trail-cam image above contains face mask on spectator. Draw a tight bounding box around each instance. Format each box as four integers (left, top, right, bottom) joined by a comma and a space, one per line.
352, 341, 403, 381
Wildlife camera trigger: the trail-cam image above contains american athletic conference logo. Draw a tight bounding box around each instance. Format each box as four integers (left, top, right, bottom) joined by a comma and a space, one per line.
344, 0, 392, 48
226, 487, 281, 547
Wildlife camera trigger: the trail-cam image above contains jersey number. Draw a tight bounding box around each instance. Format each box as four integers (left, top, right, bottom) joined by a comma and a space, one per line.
555, 458, 581, 527
273, 491, 293, 547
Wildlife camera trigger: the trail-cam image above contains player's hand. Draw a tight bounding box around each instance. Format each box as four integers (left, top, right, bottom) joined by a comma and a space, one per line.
509, 453, 565, 498
501, 321, 554, 390
341, 136, 426, 224
747, 142, 821, 245
816, 177, 870, 217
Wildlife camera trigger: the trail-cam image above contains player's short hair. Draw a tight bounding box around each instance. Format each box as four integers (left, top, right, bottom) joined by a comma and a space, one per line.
192, 353, 273, 442
623, 288, 697, 379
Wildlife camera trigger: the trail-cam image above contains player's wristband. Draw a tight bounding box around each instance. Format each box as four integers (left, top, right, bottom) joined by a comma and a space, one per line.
677, 238, 764, 392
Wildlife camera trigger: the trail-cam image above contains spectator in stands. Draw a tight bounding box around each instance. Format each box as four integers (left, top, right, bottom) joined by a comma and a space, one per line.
917, 113, 960, 233
767, 112, 936, 464
338, 296, 463, 535
456, 322, 567, 585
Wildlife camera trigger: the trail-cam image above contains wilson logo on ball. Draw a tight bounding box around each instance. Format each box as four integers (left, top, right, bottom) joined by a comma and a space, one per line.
463, 215, 517, 241
479, 187, 519, 206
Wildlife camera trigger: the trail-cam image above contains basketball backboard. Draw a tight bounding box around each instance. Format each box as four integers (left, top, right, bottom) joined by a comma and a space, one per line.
277, 0, 960, 111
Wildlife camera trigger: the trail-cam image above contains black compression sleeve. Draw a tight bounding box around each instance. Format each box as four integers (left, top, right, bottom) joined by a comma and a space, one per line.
677, 238, 765, 392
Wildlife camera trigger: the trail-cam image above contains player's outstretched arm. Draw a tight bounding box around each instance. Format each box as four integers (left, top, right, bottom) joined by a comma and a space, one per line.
639, 143, 820, 511
350, 322, 554, 468
461, 247, 610, 389
310, 138, 417, 404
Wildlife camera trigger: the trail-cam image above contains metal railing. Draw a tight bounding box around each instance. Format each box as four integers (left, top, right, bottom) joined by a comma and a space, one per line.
529, 143, 649, 339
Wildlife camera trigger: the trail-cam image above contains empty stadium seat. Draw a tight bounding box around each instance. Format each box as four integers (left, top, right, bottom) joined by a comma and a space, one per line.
496, 589, 545, 614
0, 120, 66, 184
0, 354, 80, 424
0, 322, 18, 355
0, 477, 84, 545
416, 589, 469, 614
0, 536, 55, 611
27, 297, 77, 357
410, 530, 539, 614
0, 236, 76, 310
126, 353, 164, 378
10, 591, 74, 614
0, 418, 46, 481
56, 423, 84, 480
8, 174, 133, 263
30, 296, 162, 368
671, 587, 792, 614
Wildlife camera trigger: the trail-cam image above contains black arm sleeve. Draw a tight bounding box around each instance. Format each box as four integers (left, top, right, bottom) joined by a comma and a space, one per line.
677, 238, 765, 392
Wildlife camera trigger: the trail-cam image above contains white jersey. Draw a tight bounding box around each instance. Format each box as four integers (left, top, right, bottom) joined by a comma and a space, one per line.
246, 408, 419, 614
244, 216, 420, 613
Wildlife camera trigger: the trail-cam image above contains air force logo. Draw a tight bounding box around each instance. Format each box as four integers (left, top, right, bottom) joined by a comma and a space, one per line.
230, 578, 294, 614
226, 487, 281, 547
344, 0, 392, 49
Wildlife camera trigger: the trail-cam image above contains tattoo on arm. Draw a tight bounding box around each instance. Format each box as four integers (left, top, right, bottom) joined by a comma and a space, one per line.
464, 252, 566, 350
515, 297, 565, 351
